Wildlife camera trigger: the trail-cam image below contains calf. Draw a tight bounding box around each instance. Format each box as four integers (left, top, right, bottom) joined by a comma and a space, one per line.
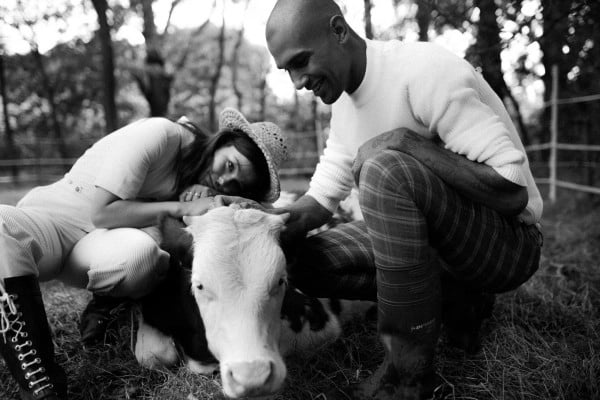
134, 207, 361, 398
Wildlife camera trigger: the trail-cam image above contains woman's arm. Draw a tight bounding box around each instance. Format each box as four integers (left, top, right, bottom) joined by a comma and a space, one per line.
90, 187, 214, 229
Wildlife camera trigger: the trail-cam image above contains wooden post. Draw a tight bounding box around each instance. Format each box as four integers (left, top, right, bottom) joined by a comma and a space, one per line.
549, 64, 558, 203
312, 98, 324, 156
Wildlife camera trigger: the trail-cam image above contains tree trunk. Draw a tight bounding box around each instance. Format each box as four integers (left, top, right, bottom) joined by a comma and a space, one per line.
0, 54, 18, 181
539, 0, 571, 146
208, 10, 227, 131
258, 74, 267, 121
363, 0, 373, 39
292, 91, 301, 131
133, 0, 173, 117
32, 49, 67, 158
415, 0, 431, 41
311, 98, 324, 156
468, 0, 530, 144
231, 1, 249, 112
91, 0, 118, 133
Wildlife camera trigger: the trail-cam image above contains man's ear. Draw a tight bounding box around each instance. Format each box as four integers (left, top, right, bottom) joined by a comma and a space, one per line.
329, 15, 348, 44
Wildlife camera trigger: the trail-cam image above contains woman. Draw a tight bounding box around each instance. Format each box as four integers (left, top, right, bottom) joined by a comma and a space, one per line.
0, 108, 289, 399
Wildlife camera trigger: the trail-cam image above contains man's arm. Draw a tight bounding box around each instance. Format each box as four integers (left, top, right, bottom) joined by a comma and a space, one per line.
353, 129, 528, 216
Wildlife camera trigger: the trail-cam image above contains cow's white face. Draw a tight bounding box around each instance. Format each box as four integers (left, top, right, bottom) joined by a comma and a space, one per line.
185, 206, 289, 398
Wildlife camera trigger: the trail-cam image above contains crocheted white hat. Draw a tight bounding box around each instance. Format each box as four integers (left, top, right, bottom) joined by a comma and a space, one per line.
218, 108, 289, 202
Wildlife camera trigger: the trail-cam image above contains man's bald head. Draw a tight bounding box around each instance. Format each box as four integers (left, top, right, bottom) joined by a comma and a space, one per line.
266, 0, 343, 42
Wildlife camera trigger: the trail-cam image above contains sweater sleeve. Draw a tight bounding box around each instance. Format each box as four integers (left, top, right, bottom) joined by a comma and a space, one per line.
306, 132, 355, 213
408, 56, 527, 186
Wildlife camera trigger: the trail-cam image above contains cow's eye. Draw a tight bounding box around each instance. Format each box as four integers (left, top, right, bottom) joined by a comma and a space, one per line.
196, 284, 204, 290
278, 278, 286, 287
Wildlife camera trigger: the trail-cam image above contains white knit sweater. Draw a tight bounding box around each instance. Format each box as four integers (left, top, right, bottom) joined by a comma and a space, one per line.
306, 39, 542, 224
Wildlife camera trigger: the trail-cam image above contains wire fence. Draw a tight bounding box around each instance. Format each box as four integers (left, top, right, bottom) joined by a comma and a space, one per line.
1, 65, 598, 202
0, 131, 324, 185
524, 65, 600, 201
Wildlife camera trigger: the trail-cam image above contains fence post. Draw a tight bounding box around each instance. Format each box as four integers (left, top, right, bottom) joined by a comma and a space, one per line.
549, 64, 558, 203
312, 98, 324, 156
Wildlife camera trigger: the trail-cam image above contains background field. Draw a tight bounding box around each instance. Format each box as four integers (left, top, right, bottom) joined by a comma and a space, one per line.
0, 184, 598, 400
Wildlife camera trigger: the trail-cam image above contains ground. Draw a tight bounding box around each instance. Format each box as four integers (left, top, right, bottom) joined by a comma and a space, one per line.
0, 183, 598, 400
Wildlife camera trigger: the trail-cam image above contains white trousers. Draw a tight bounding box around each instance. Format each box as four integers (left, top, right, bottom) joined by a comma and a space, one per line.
0, 179, 169, 298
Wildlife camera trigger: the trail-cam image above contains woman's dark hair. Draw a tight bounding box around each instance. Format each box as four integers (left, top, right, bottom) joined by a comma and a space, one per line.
174, 121, 270, 201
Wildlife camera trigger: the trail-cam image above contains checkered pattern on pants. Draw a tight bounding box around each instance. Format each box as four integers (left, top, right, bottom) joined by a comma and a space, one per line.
290, 149, 541, 339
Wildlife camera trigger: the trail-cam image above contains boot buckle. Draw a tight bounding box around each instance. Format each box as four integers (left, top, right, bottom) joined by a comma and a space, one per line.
29, 375, 49, 388
33, 383, 54, 396
15, 340, 32, 351
18, 348, 37, 361
21, 356, 41, 369
25, 367, 44, 379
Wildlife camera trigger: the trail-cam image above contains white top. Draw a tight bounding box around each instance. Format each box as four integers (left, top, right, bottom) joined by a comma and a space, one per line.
66, 118, 195, 201
306, 39, 542, 224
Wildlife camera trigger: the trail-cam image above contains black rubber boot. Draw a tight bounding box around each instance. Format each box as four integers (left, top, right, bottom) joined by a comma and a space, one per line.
442, 274, 495, 354
326, 333, 440, 400
78, 294, 128, 347
0, 275, 67, 400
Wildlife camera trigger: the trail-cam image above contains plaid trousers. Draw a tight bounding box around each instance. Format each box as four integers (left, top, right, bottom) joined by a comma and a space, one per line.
290, 149, 542, 338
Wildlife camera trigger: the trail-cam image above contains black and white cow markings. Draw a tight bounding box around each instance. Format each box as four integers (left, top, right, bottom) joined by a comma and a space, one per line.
134, 207, 372, 398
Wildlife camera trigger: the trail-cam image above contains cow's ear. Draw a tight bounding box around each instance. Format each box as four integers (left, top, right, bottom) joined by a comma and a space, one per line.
267, 212, 290, 236
159, 216, 193, 256
276, 212, 291, 225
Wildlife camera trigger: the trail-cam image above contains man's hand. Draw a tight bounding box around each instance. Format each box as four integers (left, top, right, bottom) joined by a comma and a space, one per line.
179, 184, 217, 202
266, 195, 332, 245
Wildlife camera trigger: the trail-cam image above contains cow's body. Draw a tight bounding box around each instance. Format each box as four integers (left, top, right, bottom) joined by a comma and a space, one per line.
134, 207, 369, 398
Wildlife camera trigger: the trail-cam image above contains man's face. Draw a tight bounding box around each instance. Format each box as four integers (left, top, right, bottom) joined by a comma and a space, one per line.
267, 25, 348, 105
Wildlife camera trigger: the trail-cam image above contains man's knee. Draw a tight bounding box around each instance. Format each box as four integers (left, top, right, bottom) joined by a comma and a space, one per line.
357, 150, 431, 212
358, 150, 427, 189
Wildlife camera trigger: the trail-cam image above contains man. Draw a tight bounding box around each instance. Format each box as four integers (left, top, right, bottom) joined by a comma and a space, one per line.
265, 0, 543, 399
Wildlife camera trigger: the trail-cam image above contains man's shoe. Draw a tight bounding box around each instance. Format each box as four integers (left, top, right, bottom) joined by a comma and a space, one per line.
443, 290, 495, 354
79, 294, 128, 347
325, 359, 440, 400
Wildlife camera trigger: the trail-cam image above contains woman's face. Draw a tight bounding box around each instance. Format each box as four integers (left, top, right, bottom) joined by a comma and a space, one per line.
203, 145, 259, 196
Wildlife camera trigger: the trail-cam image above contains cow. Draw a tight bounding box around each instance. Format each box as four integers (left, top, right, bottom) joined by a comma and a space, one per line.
134, 206, 371, 399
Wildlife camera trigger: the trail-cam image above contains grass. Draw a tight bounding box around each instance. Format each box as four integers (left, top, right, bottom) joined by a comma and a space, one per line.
0, 184, 599, 400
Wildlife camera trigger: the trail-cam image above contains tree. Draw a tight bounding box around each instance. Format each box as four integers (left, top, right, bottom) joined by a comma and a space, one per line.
466, 0, 530, 144
415, 0, 431, 41
91, 0, 118, 133
208, 7, 227, 130
128, 0, 217, 117
0, 52, 19, 180
230, 0, 250, 112
363, 0, 374, 39
6, 0, 68, 158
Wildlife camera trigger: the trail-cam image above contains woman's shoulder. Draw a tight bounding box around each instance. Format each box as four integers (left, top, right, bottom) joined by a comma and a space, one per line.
120, 117, 187, 139
137, 117, 181, 131
102, 117, 187, 154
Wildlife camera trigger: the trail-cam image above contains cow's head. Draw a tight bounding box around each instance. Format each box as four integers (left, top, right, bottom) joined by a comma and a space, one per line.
165, 206, 290, 398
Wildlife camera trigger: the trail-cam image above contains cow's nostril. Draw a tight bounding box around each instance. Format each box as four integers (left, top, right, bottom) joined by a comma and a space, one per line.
228, 360, 273, 390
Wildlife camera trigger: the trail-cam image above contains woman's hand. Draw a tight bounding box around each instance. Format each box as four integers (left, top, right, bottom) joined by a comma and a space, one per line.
179, 184, 217, 202
213, 195, 263, 210
178, 197, 216, 216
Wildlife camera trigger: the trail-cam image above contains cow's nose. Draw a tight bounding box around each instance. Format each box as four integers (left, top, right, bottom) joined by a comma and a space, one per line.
227, 360, 274, 395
